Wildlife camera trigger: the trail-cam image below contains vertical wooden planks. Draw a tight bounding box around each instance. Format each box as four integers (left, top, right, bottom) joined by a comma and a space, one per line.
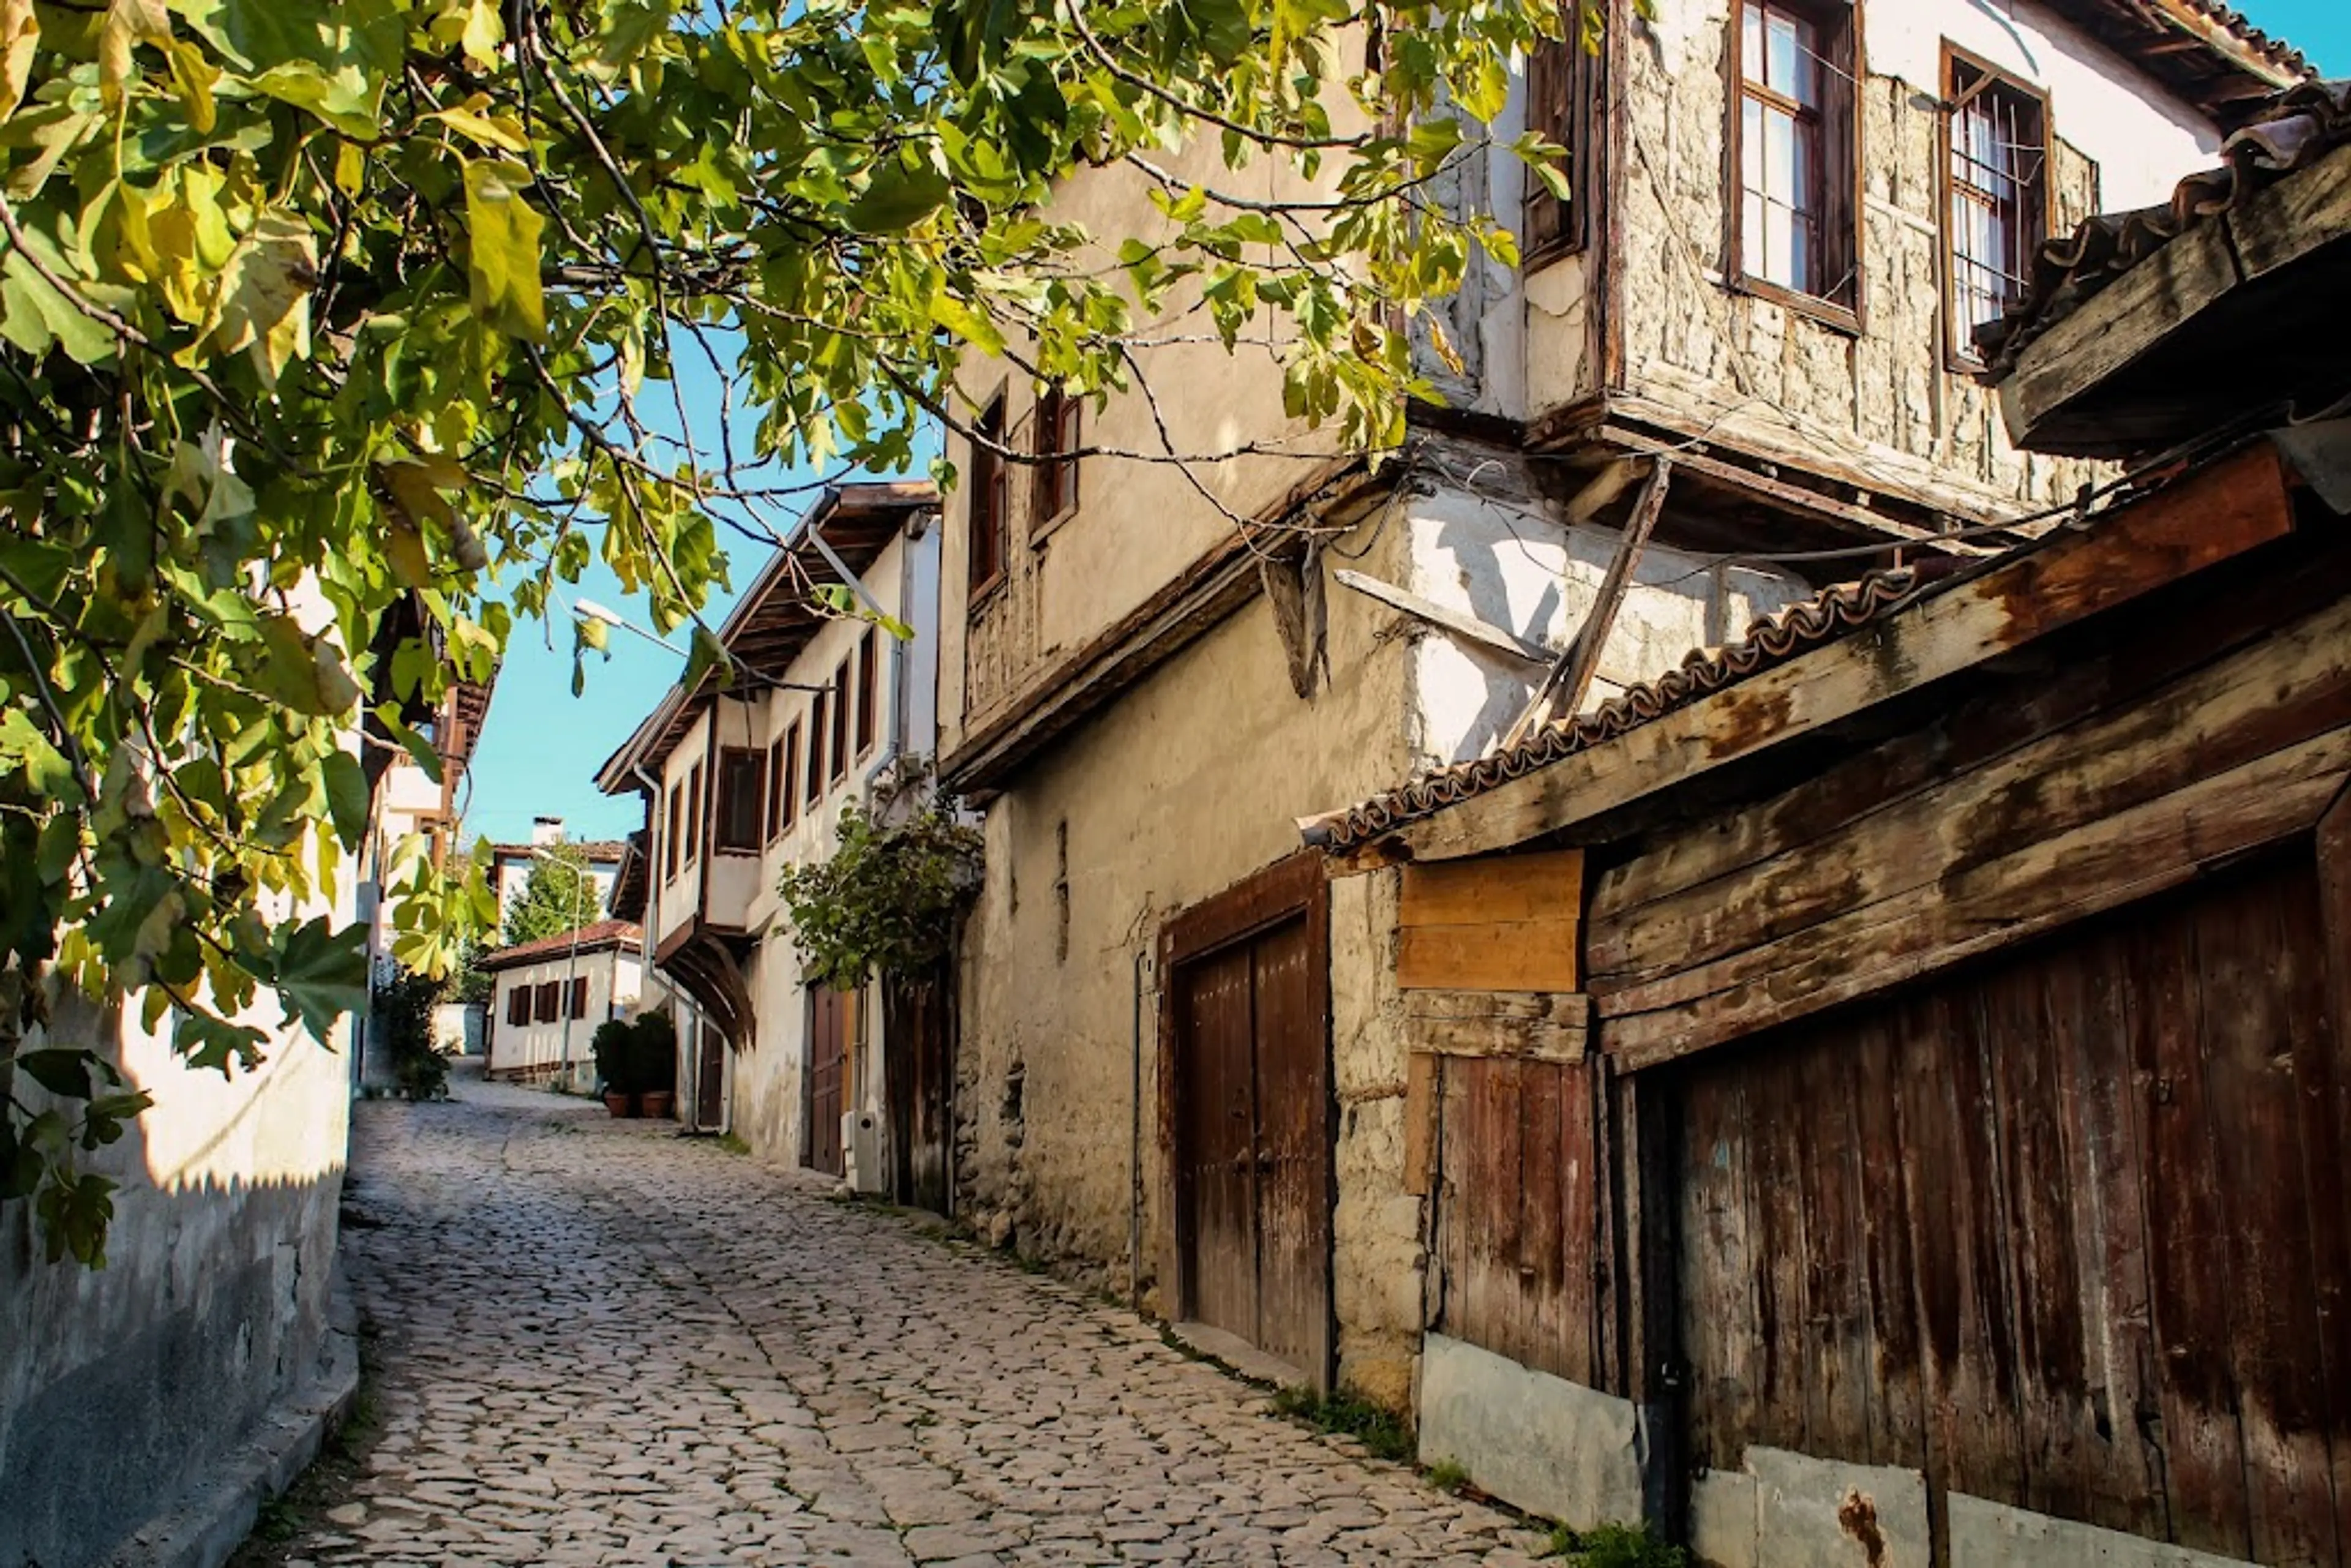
1176, 943, 1259, 1343
1520, 1061, 1569, 1381
1253, 915, 1333, 1381
2191, 865, 2341, 1568
2309, 790, 2351, 1568
1849, 1011, 1925, 1474
1676, 1065, 1756, 1471
1560, 1062, 1602, 1391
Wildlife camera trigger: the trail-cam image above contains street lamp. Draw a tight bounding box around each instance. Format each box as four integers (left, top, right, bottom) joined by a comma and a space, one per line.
531, 845, 589, 1093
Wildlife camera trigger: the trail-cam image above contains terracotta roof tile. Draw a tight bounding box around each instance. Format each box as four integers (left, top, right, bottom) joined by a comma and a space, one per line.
477, 920, 642, 971
1300, 569, 1925, 853
1978, 79, 2351, 374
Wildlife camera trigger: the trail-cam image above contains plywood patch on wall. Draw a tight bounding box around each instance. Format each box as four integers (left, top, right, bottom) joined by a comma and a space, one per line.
1397, 849, 1584, 992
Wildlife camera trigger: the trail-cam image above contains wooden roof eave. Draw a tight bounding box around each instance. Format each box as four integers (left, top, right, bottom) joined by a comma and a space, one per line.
1332, 440, 2299, 869
1998, 141, 2351, 458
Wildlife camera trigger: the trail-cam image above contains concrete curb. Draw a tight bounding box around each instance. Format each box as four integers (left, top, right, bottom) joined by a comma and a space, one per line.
102, 1272, 362, 1568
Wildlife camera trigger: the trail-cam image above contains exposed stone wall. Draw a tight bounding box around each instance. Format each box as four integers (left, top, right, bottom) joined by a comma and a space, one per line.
0, 994, 352, 1568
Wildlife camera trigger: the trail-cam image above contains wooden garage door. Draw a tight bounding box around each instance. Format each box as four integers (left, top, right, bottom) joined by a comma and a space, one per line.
1173, 907, 1332, 1379
1674, 850, 2351, 1566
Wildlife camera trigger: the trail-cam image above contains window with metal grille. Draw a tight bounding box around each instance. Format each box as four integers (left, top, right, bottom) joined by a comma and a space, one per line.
1030, 386, 1081, 536
1524, 6, 1600, 261
1733, 0, 1858, 313
969, 396, 1008, 598
1944, 51, 2048, 362
714, 747, 765, 853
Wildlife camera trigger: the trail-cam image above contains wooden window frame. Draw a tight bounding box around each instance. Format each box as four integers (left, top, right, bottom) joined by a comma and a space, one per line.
967, 394, 1009, 602
829, 659, 851, 784
1727, 0, 1864, 332
805, 693, 827, 806
535, 980, 560, 1024
1523, 6, 1603, 268
765, 736, 786, 843
778, 722, 803, 836
569, 975, 590, 1020
1940, 45, 2052, 371
714, 746, 766, 855
855, 626, 880, 758
665, 782, 683, 882
506, 986, 528, 1026
684, 762, 705, 866
1029, 386, 1082, 542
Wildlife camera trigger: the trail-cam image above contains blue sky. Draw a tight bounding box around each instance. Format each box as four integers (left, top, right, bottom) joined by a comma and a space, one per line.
460, 4, 2348, 849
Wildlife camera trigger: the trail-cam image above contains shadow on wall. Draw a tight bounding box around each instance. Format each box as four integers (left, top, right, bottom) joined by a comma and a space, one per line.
0, 1000, 349, 1568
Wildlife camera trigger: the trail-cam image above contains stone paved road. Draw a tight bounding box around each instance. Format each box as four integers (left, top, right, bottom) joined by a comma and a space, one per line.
290, 1068, 1554, 1567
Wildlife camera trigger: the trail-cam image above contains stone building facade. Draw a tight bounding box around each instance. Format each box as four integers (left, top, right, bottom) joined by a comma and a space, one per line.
931, 0, 2302, 1417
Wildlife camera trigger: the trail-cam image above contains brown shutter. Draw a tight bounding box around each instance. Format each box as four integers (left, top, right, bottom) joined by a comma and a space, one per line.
806, 695, 827, 803
855, 628, 879, 756
830, 661, 850, 782
571, 975, 590, 1019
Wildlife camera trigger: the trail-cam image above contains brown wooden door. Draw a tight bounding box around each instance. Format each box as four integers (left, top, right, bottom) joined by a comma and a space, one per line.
694, 1017, 726, 1130
808, 985, 850, 1177
1172, 904, 1331, 1381
883, 966, 954, 1214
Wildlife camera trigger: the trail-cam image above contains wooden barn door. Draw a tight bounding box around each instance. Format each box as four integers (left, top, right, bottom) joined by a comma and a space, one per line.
1670, 848, 2351, 1566
807, 985, 852, 1177
1168, 857, 1332, 1384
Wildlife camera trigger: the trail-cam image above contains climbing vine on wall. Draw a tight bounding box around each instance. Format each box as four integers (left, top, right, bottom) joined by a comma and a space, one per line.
778, 808, 983, 991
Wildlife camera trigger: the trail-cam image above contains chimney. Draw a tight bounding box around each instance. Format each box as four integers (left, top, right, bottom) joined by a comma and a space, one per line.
531, 816, 565, 846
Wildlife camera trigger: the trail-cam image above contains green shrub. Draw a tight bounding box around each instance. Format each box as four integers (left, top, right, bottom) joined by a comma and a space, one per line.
1545, 1522, 1688, 1567
590, 1017, 636, 1093
629, 1010, 677, 1094
372, 969, 448, 1100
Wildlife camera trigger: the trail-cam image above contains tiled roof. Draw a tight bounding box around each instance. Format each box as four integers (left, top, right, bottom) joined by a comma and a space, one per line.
1978, 78, 2351, 375
487, 840, 629, 865
477, 920, 642, 971
1300, 569, 1925, 853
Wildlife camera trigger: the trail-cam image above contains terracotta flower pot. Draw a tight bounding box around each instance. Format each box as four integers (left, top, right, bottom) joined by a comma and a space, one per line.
604, 1091, 637, 1118
640, 1089, 675, 1120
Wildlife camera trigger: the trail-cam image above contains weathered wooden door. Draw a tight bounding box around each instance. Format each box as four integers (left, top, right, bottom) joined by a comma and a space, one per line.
1671, 851, 2351, 1566
883, 966, 954, 1214
1169, 858, 1332, 1384
694, 1016, 726, 1130
807, 985, 850, 1177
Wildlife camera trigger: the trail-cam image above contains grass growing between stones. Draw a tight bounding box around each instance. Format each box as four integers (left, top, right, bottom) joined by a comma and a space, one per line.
715, 1131, 752, 1156
1542, 1521, 1689, 1566
227, 1357, 383, 1566
1269, 1384, 1415, 1463
1426, 1457, 1471, 1493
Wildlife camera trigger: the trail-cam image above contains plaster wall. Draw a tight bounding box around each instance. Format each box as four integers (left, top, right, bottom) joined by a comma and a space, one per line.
643, 522, 939, 1169
951, 503, 1416, 1386
487, 948, 642, 1084
0, 898, 354, 1567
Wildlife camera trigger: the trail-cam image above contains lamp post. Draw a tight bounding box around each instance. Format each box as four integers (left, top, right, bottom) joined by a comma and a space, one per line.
532, 845, 589, 1092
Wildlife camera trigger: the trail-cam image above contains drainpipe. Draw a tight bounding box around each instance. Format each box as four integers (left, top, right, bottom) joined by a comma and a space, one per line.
631, 762, 670, 1109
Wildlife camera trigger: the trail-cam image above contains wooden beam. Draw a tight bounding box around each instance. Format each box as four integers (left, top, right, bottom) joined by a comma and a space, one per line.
1403, 989, 1592, 1063
1400, 849, 1584, 925
2003, 143, 2351, 451
1588, 585, 2351, 988
1600, 722, 2351, 1070
1398, 922, 1581, 992
1367, 440, 2296, 865
1333, 569, 1555, 667
1503, 458, 1671, 750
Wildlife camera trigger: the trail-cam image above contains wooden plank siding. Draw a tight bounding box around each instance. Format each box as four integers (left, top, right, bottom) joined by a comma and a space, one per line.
1397, 850, 1583, 992
1669, 852, 2351, 1562
1428, 1054, 1611, 1392
1587, 533, 2351, 1071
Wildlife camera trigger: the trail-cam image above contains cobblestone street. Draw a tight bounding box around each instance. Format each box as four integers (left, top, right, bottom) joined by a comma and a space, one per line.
286, 1070, 1556, 1567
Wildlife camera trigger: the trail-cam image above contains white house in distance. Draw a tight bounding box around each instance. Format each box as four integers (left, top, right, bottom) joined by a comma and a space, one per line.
485, 819, 625, 925
478, 920, 645, 1090
596, 481, 943, 1197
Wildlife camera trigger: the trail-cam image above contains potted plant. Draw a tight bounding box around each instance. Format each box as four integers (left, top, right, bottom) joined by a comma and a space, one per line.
633, 1012, 678, 1120
591, 1017, 637, 1117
